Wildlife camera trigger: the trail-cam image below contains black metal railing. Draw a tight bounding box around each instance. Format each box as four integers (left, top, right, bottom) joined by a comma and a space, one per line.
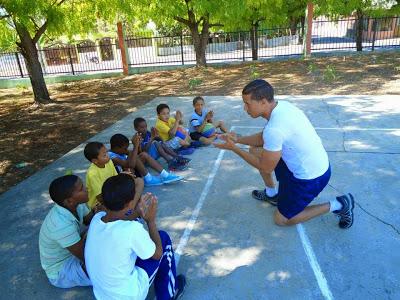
1, 17, 399, 79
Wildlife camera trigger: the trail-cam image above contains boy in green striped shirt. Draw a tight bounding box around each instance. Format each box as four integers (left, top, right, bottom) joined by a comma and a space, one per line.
39, 175, 95, 288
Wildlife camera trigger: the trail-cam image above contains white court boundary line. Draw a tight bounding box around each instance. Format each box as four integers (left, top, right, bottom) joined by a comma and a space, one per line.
174, 125, 334, 300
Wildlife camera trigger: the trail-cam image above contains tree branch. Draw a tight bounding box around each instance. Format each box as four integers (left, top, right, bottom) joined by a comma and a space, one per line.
174, 16, 192, 27
33, 20, 48, 44
209, 23, 224, 28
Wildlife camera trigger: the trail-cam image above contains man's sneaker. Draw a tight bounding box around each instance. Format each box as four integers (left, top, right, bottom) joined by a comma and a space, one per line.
162, 173, 183, 184
251, 189, 278, 206
144, 176, 163, 186
173, 274, 186, 300
334, 193, 355, 229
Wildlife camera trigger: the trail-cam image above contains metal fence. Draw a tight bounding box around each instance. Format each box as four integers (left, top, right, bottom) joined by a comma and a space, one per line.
311, 16, 400, 52
1, 16, 399, 79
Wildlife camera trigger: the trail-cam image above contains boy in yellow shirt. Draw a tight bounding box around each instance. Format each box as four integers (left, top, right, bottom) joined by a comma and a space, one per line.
84, 142, 118, 209
155, 104, 191, 150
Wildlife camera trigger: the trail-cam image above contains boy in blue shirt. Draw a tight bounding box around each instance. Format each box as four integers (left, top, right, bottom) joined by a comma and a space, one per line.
108, 133, 183, 186
39, 175, 94, 288
134, 117, 190, 171
189, 96, 227, 145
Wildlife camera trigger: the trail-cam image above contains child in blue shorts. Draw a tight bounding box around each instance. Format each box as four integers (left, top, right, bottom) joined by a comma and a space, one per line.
134, 117, 190, 171
108, 134, 183, 186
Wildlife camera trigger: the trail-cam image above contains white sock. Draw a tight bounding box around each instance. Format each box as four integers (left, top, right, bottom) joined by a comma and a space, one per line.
265, 186, 278, 197
160, 169, 169, 178
329, 199, 343, 212
144, 173, 152, 181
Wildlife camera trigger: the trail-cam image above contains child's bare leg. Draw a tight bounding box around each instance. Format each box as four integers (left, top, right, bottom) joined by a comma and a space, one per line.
135, 157, 149, 177
179, 139, 191, 147
199, 136, 216, 145
139, 152, 164, 173
160, 143, 179, 157
133, 177, 144, 207
215, 120, 228, 133
154, 142, 173, 162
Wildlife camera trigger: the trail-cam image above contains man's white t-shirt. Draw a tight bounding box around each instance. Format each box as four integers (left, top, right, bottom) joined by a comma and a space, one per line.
263, 101, 329, 180
85, 212, 156, 300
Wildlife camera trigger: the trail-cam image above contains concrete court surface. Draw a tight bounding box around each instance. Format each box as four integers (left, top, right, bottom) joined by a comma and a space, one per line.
0, 95, 399, 300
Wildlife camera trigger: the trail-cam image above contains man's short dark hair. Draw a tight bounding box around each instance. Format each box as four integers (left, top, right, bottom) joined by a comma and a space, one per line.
193, 96, 204, 106
156, 103, 170, 114
110, 134, 129, 149
49, 175, 79, 206
242, 79, 274, 102
102, 174, 135, 211
84, 142, 104, 162
133, 117, 146, 129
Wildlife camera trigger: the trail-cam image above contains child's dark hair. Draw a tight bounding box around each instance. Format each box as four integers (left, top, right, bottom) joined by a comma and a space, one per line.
102, 174, 135, 211
49, 175, 79, 206
193, 96, 204, 106
110, 134, 129, 149
84, 142, 104, 162
242, 79, 274, 102
156, 103, 170, 114
133, 117, 146, 129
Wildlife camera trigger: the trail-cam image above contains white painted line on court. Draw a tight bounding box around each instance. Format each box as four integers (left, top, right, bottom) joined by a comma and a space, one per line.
297, 224, 334, 300
174, 125, 334, 300
236, 125, 335, 299
174, 126, 238, 266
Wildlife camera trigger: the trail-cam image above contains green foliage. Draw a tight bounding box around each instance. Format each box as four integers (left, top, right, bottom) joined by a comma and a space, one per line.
249, 64, 260, 79
323, 64, 337, 81
315, 0, 398, 17
307, 62, 318, 74
188, 78, 203, 90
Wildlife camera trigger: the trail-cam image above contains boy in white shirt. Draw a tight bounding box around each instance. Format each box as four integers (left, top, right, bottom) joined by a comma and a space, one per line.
85, 173, 186, 300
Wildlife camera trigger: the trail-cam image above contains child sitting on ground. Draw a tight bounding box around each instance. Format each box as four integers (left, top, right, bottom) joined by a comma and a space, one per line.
84, 174, 186, 300
133, 117, 190, 171
84, 141, 144, 209
189, 96, 228, 145
155, 103, 192, 151
39, 175, 94, 288
108, 133, 183, 186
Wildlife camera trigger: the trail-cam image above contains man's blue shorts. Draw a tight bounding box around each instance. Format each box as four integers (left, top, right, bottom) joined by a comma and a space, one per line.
275, 159, 331, 219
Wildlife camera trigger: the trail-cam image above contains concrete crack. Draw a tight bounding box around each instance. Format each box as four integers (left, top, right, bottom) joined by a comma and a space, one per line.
321, 99, 347, 152
328, 183, 400, 236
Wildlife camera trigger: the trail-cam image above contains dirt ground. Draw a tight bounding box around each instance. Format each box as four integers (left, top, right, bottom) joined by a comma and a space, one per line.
0, 51, 399, 195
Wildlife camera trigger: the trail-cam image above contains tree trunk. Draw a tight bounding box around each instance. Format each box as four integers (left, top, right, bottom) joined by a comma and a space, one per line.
289, 17, 298, 35
189, 21, 208, 67
16, 24, 51, 105
250, 22, 259, 61
356, 9, 364, 52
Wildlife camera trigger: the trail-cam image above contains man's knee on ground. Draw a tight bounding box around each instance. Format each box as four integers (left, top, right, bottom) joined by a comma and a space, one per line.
273, 210, 292, 226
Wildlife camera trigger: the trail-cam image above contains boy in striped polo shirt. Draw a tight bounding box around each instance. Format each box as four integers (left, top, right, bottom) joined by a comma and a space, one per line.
39, 175, 95, 288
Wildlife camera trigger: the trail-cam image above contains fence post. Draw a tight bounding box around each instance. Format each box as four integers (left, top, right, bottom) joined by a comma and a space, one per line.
15, 52, 24, 78
180, 34, 184, 65
68, 47, 75, 75
117, 22, 130, 75
304, 2, 314, 57
242, 32, 246, 61
371, 18, 377, 51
